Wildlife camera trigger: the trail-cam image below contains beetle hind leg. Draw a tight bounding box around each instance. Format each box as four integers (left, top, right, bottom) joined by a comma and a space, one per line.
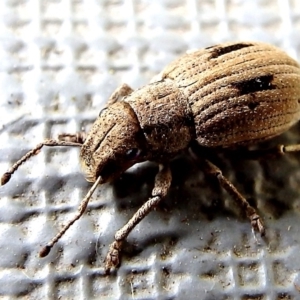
226, 144, 300, 161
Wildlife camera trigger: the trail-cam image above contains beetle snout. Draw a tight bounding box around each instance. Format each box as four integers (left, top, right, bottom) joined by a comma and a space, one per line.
79, 101, 147, 183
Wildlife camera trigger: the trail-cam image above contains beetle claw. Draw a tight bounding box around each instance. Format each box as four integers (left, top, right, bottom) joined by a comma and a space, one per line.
104, 240, 122, 274
250, 214, 265, 236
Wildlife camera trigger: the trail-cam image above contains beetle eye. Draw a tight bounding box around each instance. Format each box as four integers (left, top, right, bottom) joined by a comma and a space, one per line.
125, 148, 142, 160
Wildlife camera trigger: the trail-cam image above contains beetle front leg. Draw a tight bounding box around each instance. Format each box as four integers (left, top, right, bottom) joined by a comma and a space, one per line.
107, 83, 134, 106
201, 159, 265, 235
57, 84, 134, 145
105, 164, 172, 273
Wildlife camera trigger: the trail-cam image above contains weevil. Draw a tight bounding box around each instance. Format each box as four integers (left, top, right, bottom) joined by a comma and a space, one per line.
2, 41, 300, 273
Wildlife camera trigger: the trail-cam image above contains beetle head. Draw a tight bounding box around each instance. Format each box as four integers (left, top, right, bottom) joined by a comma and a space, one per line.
80, 101, 148, 183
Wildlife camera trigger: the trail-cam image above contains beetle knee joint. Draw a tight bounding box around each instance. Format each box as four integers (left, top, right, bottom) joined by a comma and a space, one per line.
278, 145, 285, 154
214, 170, 222, 179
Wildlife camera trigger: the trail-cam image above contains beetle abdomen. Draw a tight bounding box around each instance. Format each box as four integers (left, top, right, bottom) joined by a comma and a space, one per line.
161, 42, 300, 147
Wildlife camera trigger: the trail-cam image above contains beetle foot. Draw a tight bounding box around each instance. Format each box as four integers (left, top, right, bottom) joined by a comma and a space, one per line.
104, 240, 123, 274
250, 213, 265, 236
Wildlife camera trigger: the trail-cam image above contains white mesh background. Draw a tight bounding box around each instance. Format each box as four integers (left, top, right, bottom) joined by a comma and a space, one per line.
1, 0, 300, 299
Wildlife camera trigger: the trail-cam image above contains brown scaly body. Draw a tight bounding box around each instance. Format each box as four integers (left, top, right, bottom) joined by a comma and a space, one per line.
160, 42, 300, 147
150, 42, 300, 147
2, 41, 300, 273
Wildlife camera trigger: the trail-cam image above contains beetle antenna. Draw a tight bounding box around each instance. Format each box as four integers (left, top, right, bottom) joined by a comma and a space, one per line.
1, 139, 82, 186
39, 176, 103, 257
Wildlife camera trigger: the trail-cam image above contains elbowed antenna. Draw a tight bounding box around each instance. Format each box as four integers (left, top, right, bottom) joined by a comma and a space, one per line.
0, 131, 97, 257
1, 138, 83, 186
39, 175, 103, 257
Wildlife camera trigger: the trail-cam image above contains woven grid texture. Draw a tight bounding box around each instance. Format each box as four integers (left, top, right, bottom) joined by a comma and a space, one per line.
1, 0, 300, 299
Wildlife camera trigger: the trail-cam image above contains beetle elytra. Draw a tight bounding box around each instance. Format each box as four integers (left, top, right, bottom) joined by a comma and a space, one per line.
2, 41, 300, 273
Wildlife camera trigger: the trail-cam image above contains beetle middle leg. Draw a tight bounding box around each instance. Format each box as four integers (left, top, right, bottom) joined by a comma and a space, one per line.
105, 164, 172, 273
200, 158, 265, 235
189, 143, 265, 235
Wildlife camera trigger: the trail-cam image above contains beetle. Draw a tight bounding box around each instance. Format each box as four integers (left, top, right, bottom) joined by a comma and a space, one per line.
2, 41, 300, 273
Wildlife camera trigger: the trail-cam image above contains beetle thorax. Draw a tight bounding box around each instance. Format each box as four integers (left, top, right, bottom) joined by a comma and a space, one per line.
124, 81, 196, 156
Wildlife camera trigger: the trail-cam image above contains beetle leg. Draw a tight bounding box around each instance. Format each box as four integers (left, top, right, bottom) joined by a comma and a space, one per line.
250, 144, 300, 159
282, 144, 300, 153
107, 83, 134, 106
200, 158, 265, 235
232, 144, 300, 161
1, 139, 82, 185
104, 164, 172, 274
